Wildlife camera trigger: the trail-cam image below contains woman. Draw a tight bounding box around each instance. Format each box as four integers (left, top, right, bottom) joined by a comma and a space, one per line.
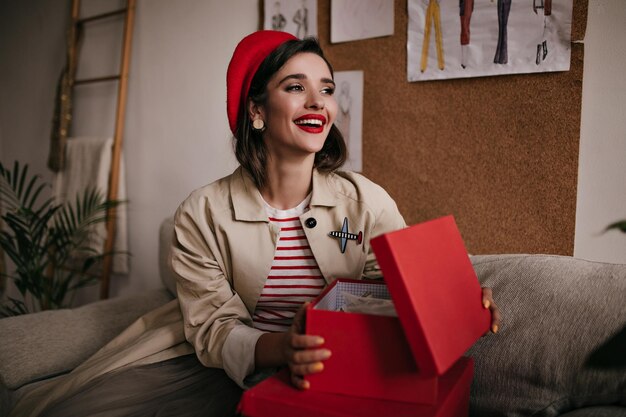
173, 30, 500, 392
175, 30, 399, 392
12, 30, 500, 417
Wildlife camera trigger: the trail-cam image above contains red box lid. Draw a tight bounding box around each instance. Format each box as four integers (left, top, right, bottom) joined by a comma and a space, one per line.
370, 215, 490, 377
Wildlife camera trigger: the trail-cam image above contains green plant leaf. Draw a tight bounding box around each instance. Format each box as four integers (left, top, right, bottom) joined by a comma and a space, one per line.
0, 161, 50, 214
0, 166, 20, 212
0, 161, 125, 315
605, 220, 626, 234
0, 297, 29, 317
17, 161, 28, 199
586, 325, 626, 369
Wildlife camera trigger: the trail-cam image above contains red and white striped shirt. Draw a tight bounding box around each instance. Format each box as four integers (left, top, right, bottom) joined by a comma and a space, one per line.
253, 195, 325, 333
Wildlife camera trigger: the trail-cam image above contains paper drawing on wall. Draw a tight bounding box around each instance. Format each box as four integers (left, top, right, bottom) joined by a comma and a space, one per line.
334, 71, 363, 172
293, 0, 309, 38
335, 81, 352, 140
407, 0, 573, 81
271, 1, 287, 31
420, 0, 445, 72
264, 0, 318, 39
534, 0, 551, 65
331, 0, 394, 43
493, 0, 512, 64
459, 0, 472, 68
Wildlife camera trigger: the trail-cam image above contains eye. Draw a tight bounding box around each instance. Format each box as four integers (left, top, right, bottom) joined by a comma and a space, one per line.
286, 84, 304, 92
321, 86, 335, 95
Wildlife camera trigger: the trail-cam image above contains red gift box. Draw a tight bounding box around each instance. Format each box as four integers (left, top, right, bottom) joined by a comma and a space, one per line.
239, 215, 490, 415
238, 356, 474, 417
304, 215, 490, 403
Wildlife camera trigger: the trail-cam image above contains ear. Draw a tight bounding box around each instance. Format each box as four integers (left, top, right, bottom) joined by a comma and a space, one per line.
248, 99, 265, 122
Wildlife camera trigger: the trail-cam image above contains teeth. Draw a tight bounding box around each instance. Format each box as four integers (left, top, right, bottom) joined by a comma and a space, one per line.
295, 119, 323, 126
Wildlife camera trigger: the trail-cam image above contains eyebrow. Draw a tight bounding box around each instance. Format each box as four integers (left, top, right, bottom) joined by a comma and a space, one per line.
277, 73, 336, 87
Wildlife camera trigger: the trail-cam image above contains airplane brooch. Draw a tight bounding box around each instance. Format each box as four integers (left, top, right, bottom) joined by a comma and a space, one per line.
328, 217, 363, 253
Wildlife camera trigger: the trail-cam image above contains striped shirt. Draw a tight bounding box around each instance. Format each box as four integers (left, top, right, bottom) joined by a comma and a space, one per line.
253, 194, 325, 333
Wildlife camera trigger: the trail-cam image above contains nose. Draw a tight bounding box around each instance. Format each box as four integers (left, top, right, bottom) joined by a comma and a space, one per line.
306, 90, 325, 110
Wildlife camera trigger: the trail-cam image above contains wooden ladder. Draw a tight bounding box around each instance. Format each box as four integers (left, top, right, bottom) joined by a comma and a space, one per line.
67, 0, 137, 299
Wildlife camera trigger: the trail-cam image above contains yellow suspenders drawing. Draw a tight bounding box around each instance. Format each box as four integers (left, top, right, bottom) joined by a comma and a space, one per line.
421, 0, 445, 72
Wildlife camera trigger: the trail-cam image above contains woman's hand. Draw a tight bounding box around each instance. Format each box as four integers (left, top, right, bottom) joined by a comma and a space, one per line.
282, 303, 332, 390
481, 287, 501, 334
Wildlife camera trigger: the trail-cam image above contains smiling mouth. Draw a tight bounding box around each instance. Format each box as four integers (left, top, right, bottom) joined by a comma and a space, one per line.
294, 115, 327, 133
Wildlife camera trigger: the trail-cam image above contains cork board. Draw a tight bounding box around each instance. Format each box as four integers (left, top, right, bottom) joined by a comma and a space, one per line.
313, 0, 587, 255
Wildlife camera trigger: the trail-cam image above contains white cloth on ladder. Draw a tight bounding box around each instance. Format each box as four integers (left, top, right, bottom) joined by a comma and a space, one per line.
53, 137, 129, 274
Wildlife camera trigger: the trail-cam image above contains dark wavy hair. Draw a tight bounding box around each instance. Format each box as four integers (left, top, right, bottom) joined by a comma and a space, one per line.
233, 37, 347, 189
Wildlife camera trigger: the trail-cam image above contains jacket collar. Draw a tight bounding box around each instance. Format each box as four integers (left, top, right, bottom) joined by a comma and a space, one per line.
310, 168, 338, 208
230, 166, 338, 222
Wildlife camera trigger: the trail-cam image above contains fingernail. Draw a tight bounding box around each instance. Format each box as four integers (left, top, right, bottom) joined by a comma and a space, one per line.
320, 349, 332, 359
312, 362, 324, 372
483, 300, 490, 309
316, 337, 325, 345
302, 380, 310, 390
492, 324, 499, 334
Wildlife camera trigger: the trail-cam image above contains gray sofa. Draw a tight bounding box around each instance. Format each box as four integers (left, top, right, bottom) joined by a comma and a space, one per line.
1, 218, 625, 416
468, 255, 626, 416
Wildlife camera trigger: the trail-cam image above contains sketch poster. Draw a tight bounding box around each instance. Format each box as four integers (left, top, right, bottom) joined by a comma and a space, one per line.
334, 71, 363, 172
331, 0, 394, 43
263, 0, 318, 39
407, 0, 573, 82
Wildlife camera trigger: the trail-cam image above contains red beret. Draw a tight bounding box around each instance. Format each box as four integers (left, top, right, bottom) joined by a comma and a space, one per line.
227, 30, 297, 135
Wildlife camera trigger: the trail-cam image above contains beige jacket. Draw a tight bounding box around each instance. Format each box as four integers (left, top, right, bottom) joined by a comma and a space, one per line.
9, 167, 405, 416
171, 167, 406, 385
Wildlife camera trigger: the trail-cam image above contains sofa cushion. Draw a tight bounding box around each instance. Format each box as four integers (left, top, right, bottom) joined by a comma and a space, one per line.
468, 255, 626, 417
0, 289, 173, 390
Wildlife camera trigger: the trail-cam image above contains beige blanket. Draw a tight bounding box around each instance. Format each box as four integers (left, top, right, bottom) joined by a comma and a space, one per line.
10, 300, 193, 417
53, 136, 130, 274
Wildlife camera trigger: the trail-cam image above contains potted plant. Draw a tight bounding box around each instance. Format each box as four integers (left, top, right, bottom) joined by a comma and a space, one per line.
0, 161, 121, 316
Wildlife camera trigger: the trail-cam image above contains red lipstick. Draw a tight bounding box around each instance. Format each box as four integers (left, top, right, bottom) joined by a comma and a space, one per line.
294, 114, 327, 134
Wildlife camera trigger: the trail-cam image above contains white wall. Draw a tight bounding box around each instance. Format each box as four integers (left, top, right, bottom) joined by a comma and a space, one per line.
574, 0, 626, 264
79, 0, 257, 300
0, 0, 257, 304
76, 0, 256, 300
0, 0, 69, 182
